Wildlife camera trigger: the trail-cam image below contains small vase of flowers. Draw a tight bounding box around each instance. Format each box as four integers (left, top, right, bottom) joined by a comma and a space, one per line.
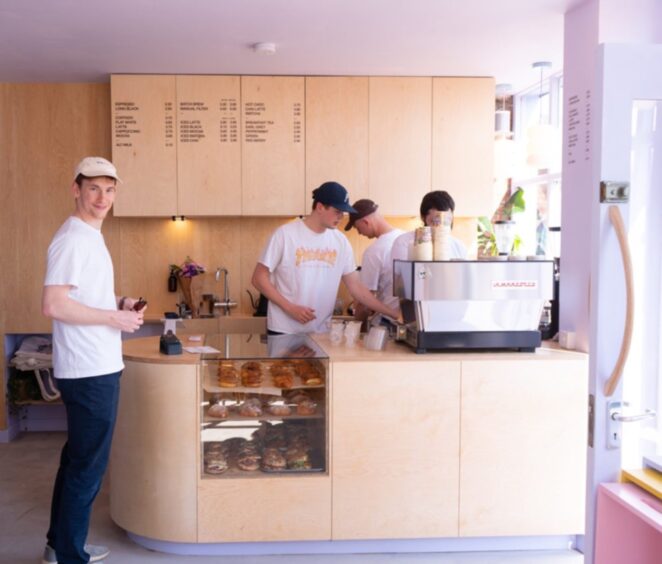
170, 256, 206, 317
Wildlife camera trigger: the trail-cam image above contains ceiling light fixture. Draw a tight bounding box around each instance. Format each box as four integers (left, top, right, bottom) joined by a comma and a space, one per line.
495, 83, 513, 137
252, 42, 277, 55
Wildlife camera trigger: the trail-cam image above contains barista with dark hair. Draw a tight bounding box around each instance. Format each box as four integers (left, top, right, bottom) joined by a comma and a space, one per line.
390, 190, 468, 261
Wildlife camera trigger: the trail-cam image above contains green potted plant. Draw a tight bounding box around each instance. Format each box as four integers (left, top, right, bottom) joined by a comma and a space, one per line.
477, 186, 526, 257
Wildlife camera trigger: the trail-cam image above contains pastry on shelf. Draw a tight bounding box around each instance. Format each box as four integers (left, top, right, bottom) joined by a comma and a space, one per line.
296, 399, 317, 416
300, 365, 324, 386
262, 447, 287, 471
272, 372, 294, 389
207, 403, 229, 419
268, 402, 292, 416
241, 361, 263, 387
217, 362, 240, 388
270, 362, 295, 388
239, 397, 263, 417
204, 448, 229, 474
236, 451, 261, 471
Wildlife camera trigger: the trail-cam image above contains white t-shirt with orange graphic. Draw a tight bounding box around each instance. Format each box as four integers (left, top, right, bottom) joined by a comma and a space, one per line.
259, 218, 356, 334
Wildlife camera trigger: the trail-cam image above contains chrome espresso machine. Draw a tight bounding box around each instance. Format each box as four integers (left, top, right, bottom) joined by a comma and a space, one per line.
392, 259, 554, 353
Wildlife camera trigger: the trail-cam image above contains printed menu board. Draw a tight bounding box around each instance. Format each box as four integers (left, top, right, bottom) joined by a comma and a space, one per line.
111, 75, 178, 216
241, 76, 305, 215
176, 76, 241, 215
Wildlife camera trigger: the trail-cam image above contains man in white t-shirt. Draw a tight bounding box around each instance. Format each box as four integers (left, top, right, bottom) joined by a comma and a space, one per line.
252, 182, 400, 335
343, 199, 403, 321
41, 157, 146, 564
391, 190, 468, 262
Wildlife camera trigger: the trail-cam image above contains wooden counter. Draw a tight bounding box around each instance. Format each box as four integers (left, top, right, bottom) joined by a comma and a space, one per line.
111, 335, 588, 545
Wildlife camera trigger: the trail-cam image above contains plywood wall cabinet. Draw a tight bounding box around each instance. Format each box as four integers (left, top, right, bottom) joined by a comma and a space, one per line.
176, 75, 242, 216
305, 77, 369, 202
432, 77, 495, 218
459, 358, 587, 536
332, 360, 461, 539
110, 75, 494, 218
241, 76, 305, 215
111, 75, 178, 217
368, 77, 432, 215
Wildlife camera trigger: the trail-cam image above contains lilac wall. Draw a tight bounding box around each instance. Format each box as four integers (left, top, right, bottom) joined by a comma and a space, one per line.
560, 0, 599, 353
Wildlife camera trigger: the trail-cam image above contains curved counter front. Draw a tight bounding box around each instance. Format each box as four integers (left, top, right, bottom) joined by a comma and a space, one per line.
111, 335, 589, 553
110, 341, 199, 542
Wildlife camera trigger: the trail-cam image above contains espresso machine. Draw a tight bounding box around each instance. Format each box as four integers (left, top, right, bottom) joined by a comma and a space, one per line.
393, 259, 554, 353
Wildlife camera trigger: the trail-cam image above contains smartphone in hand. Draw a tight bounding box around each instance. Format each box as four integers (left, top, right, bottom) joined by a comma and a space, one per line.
132, 297, 148, 312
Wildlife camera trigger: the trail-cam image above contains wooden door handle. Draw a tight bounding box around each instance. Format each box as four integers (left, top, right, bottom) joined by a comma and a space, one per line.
604, 205, 634, 397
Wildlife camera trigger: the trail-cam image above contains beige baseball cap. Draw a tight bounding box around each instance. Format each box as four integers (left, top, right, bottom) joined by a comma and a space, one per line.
74, 156, 122, 182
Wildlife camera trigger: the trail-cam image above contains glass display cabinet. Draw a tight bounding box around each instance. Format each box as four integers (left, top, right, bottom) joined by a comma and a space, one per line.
200, 333, 328, 478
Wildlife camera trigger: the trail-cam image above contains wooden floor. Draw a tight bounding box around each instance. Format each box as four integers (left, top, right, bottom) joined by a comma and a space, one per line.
0, 432, 584, 564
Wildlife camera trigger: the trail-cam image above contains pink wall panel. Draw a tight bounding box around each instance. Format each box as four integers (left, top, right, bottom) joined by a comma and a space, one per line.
595, 483, 662, 564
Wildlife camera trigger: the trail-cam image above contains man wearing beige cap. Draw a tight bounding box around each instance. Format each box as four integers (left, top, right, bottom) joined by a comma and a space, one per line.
41, 157, 145, 564
344, 199, 403, 322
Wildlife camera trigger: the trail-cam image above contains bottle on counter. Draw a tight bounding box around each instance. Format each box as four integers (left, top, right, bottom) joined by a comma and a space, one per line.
168, 267, 178, 292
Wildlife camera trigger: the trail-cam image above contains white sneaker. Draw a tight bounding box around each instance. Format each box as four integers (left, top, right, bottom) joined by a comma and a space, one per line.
43, 543, 110, 563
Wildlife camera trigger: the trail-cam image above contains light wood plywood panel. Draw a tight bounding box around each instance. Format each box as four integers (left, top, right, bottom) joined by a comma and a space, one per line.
0, 84, 115, 334
306, 77, 369, 201
432, 78, 494, 218
459, 358, 588, 537
198, 476, 331, 541
241, 76, 305, 215
176, 75, 241, 216
110, 360, 198, 541
0, 82, 115, 427
332, 361, 461, 539
111, 75, 177, 216
117, 217, 244, 316
238, 216, 291, 314
368, 77, 432, 215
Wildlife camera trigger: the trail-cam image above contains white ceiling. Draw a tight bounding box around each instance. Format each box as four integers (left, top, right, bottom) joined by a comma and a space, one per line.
0, 0, 582, 92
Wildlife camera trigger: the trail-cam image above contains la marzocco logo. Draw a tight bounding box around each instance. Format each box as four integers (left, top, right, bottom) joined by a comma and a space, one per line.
491, 280, 538, 289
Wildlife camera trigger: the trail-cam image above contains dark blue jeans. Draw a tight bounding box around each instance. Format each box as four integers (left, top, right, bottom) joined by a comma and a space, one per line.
47, 371, 121, 564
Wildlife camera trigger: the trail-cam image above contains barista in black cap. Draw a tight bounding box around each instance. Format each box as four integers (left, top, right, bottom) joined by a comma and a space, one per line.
252, 182, 400, 335
344, 199, 403, 321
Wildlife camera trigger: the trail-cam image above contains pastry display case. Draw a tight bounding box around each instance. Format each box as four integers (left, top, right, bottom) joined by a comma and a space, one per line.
200, 333, 328, 478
